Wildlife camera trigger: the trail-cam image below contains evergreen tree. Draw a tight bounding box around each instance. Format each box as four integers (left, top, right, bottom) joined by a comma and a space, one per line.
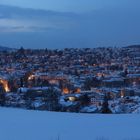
0, 84, 6, 106
83, 78, 92, 90
42, 88, 61, 111
20, 78, 24, 87
101, 94, 112, 114
80, 94, 90, 106
0, 93, 5, 106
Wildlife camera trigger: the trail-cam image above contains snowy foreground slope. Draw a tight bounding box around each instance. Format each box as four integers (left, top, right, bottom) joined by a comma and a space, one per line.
0, 108, 140, 140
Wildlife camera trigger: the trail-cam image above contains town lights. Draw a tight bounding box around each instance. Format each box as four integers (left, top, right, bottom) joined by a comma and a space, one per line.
28, 75, 35, 80
0, 79, 10, 92
63, 88, 69, 94
4, 85, 10, 92
68, 97, 76, 101
76, 88, 81, 93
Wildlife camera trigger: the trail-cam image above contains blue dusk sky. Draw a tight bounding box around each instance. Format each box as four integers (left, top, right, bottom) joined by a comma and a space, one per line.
0, 0, 140, 49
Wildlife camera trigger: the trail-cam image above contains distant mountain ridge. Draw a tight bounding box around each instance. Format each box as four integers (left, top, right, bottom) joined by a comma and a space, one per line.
0, 45, 16, 51
0, 44, 139, 51
126, 45, 140, 49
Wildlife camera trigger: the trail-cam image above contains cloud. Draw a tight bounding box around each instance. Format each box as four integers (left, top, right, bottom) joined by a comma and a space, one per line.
0, 4, 140, 48
0, 5, 78, 32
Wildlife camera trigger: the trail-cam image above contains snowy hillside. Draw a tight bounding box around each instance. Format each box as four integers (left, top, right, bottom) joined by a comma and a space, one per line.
0, 107, 140, 140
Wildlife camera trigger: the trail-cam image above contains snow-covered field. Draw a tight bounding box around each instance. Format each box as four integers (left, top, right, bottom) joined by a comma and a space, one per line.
0, 107, 140, 140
